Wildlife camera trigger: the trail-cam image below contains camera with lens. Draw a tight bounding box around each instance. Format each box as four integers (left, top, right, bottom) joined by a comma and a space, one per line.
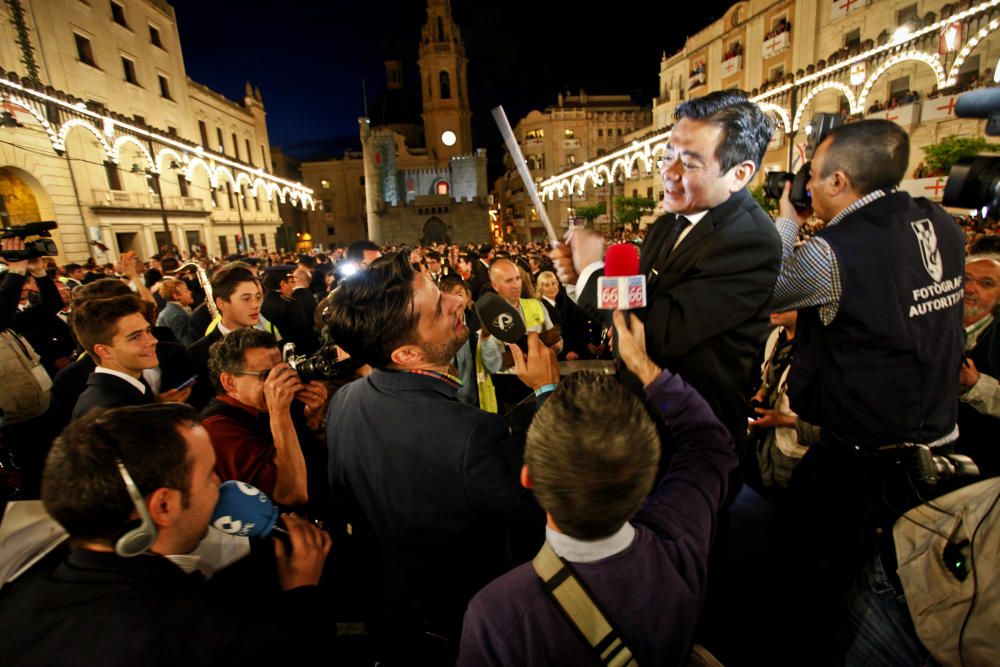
763, 113, 844, 208
943, 87, 1000, 219
0, 221, 59, 261
282, 340, 363, 383
881, 443, 980, 486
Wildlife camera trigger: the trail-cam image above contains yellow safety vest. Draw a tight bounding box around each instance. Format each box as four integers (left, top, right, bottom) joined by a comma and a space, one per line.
476, 298, 545, 413
205, 314, 281, 340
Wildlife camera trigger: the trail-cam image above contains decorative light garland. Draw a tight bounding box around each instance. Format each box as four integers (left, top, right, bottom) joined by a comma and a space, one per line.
0, 74, 314, 208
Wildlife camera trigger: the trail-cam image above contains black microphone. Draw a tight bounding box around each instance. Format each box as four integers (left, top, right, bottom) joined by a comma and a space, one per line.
475, 292, 526, 344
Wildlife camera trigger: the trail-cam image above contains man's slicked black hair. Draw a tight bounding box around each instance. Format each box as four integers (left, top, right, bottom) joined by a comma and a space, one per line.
674, 90, 773, 171
325, 251, 420, 367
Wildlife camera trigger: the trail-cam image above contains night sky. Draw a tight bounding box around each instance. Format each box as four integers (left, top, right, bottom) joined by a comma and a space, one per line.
170, 0, 732, 179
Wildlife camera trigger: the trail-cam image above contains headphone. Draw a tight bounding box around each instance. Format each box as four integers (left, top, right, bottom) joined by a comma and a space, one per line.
113, 459, 158, 557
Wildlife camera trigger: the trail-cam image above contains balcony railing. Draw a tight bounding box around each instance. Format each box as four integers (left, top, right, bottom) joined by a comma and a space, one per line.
762, 31, 791, 59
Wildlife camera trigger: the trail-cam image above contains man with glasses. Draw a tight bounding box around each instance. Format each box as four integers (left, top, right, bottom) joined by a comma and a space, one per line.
201, 328, 328, 508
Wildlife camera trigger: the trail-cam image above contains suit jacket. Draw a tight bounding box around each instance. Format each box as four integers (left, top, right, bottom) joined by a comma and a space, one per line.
327, 369, 543, 638
262, 290, 317, 355
186, 328, 223, 411
581, 188, 781, 455
54, 341, 193, 428
72, 372, 155, 419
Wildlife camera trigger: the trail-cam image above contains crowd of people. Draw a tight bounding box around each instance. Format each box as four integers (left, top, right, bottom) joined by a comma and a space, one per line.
0, 89, 998, 666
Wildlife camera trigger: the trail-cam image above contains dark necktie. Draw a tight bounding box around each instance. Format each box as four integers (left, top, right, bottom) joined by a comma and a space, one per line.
648, 215, 691, 279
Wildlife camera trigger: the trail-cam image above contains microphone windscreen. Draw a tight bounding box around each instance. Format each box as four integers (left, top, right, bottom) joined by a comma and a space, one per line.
210, 481, 280, 538
475, 292, 527, 344
604, 244, 640, 277
955, 88, 1000, 119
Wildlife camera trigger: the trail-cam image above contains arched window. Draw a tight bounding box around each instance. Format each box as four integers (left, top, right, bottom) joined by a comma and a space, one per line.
439, 71, 451, 99
435, 180, 449, 196
437, 16, 445, 41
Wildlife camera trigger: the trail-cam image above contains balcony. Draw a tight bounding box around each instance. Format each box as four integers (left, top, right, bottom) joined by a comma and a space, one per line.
762, 31, 790, 59
92, 190, 207, 211
721, 55, 743, 78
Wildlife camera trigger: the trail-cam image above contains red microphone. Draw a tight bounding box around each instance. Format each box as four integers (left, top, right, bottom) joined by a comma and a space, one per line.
597, 244, 646, 310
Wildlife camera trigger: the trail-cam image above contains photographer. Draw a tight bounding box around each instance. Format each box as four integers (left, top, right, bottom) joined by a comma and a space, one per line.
1, 238, 66, 375
771, 120, 967, 614
202, 328, 328, 509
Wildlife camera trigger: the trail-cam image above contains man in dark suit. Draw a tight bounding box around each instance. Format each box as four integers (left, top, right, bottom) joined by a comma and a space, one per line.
261, 265, 318, 355
559, 90, 781, 464
324, 252, 544, 662
71, 295, 161, 419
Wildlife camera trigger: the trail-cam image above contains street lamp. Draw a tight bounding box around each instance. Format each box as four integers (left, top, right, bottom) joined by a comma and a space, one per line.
132, 162, 173, 252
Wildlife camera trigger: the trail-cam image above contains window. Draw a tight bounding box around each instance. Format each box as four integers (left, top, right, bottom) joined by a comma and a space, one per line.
104, 160, 122, 190
110, 1, 129, 28
225, 183, 234, 208
321, 179, 330, 189
133, 114, 145, 124
567, 154, 576, 164
121, 56, 139, 85
617, 128, 623, 136
322, 198, 332, 211
149, 25, 162, 48
844, 28, 861, 50
896, 4, 918, 25
437, 16, 445, 41
218, 236, 229, 256
198, 120, 209, 146
74, 33, 97, 67
597, 128, 603, 137
166, 125, 177, 136
525, 128, 544, 140
647, 186, 654, 199
157, 74, 172, 99
216, 128, 224, 153
359, 176, 365, 186
245, 139, 253, 165
564, 128, 575, 139
770, 65, 785, 80
178, 177, 188, 198
232, 133, 240, 160
889, 75, 910, 102
439, 71, 451, 99
326, 226, 336, 236
260, 145, 267, 172
596, 148, 607, 157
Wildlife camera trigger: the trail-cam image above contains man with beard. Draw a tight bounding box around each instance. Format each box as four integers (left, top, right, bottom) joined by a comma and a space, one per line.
324, 251, 545, 662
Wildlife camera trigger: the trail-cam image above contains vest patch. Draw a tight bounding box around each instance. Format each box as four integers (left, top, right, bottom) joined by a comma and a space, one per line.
911, 218, 944, 281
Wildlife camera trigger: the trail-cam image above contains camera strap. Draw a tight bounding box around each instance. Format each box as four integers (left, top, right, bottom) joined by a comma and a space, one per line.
532, 541, 638, 667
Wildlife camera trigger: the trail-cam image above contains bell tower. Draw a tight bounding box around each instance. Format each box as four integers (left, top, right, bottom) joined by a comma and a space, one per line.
417, 0, 472, 165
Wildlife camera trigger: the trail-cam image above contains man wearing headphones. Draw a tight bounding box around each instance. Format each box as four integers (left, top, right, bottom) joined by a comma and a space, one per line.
0, 403, 331, 666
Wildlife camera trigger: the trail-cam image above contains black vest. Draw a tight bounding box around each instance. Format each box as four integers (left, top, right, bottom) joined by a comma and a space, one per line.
787, 192, 965, 447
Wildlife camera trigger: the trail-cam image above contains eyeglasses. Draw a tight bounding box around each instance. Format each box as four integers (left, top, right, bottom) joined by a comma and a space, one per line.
225, 367, 274, 381
966, 275, 998, 289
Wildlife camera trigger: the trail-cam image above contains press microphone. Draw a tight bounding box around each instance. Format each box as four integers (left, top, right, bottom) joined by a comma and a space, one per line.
210, 480, 284, 539
475, 292, 526, 344
597, 244, 646, 310
954, 88, 1000, 135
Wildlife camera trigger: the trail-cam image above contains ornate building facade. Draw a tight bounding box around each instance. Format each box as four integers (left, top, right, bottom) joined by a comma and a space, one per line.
540, 0, 999, 224
0, 0, 313, 263
301, 0, 491, 247
495, 92, 652, 241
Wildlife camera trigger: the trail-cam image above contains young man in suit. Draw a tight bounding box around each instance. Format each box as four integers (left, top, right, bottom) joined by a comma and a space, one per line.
71, 294, 160, 419
557, 90, 782, 467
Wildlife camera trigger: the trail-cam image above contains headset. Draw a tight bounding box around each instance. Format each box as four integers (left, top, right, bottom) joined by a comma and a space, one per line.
113, 458, 158, 557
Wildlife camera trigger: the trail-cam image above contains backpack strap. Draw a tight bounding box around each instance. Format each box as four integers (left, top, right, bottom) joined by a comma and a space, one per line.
532, 541, 638, 667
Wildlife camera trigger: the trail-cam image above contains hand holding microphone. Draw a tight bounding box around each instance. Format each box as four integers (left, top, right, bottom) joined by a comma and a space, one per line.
613, 310, 660, 387
598, 244, 646, 310
211, 481, 331, 590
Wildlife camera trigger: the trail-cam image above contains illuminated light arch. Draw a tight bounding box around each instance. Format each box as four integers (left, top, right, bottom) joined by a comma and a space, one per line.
1, 94, 59, 146
793, 82, 858, 131
650, 141, 669, 158
552, 182, 566, 199
213, 166, 237, 191
154, 147, 184, 173
757, 102, 792, 134
185, 158, 213, 187
111, 135, 154, 169
276, 186, 291, 204
234, 172, 254, 190
947, 18, 1000, 85
56, 119, 111, 158
595, 165, 612, 186
610, 157, 629, 181
300, 193, 315, 209
264, 182, 281, 202
629, 151, 652, 175
249, 177, 269, 197
858, 52, 946, 109
570, 174, 587, 195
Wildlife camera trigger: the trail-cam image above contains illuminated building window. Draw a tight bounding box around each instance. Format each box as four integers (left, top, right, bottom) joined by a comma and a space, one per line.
435, 180, 450, 196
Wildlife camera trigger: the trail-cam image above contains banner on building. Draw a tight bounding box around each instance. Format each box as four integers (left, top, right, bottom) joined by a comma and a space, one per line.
830, 0, 868, 21
850, 62, 867, 86
866, 103, 920, 126
900, 177, 947, 203
922, 95, 959, 121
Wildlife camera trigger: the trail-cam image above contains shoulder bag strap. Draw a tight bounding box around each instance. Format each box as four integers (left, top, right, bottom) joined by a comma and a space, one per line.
532, 541, 638, 667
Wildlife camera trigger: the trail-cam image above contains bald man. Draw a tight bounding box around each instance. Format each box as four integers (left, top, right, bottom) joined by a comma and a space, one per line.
478, 259, 561, 413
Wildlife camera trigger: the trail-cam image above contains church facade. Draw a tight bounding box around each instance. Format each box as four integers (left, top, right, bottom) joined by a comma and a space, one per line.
302, 0, 491, 247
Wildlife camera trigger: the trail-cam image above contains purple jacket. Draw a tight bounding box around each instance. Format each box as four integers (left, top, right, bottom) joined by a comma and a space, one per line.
458, 369, 737, 666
